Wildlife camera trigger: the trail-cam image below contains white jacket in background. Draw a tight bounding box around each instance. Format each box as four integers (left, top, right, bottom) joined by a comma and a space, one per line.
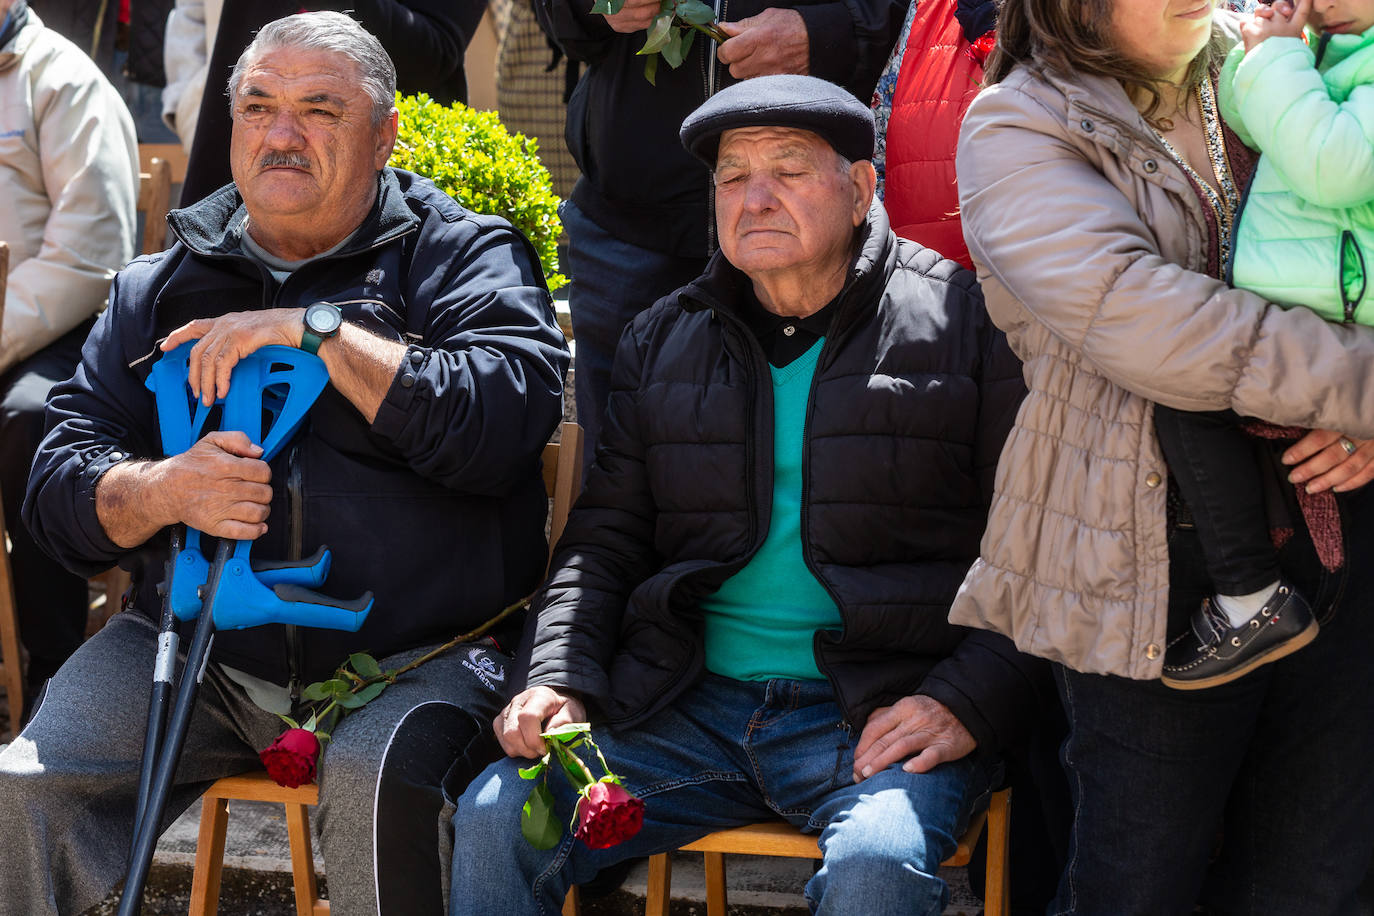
0, 10, 138, 374
161, 0, 222, 152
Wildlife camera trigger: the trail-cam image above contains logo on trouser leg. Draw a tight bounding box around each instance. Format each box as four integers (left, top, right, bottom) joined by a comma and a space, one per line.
462, 647, 506, 691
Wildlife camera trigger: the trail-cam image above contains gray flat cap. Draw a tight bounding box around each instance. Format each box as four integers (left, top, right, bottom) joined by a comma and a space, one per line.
679, 74, 875, 167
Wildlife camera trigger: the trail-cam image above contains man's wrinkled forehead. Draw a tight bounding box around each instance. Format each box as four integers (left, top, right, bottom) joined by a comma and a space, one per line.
715, 126, 835, 168
235, 47, 364, 106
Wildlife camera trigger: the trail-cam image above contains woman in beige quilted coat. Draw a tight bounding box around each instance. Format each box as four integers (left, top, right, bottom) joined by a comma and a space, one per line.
953, 0, 1374, 911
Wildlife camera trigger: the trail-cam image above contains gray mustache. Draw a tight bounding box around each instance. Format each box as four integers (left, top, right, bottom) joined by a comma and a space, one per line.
259, 152, 311, 169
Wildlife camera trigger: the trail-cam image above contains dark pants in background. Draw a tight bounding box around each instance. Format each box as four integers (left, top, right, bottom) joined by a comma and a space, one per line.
0, 323, 93, 704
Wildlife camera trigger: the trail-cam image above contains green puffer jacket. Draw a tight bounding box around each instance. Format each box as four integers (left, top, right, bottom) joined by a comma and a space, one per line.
1222, 28, 1374, 324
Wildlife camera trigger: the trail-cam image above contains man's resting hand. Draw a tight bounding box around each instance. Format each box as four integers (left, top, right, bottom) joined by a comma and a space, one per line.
852, 694, 976, 782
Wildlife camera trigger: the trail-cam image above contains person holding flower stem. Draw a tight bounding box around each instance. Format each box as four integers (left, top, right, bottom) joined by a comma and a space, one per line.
451, 75, 1050, 916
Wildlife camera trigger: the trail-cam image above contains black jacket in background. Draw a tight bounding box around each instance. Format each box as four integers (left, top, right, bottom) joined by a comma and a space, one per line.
25, 168, 569, 689
181, 0, 486, 204
518, 203, 1048, 756
536, 0, 904, 258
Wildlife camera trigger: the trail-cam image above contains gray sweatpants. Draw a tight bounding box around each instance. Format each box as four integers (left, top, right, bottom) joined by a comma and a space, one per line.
0, 611, 510, 916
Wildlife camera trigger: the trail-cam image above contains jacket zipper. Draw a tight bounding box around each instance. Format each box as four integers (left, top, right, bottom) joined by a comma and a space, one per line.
1340, 229, 1367, 323
703, 0, 727, 254
799, 272, 863, 728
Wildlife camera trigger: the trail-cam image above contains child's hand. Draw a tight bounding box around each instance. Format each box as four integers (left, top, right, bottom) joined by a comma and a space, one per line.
1242, 0, 1311, 52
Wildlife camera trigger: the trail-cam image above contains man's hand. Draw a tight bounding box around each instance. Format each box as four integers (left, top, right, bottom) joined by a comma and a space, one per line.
852, 695, 976, 782
716, 8, 809, 79
97, 430, 273, 547
1242, 0, 1309, 52
162, 309, 306, 406
495, 687, 588, 759
1283, 428, 1374, 493
601, 0, 661, 33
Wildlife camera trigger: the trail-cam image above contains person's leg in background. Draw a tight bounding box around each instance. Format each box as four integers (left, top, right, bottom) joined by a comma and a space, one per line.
0, 324, 95, 720
561, 200, 705, 470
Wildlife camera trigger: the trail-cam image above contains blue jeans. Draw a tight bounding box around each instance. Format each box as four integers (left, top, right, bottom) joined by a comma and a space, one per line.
561, 200, 705, 471
1051, 485, 1374, 915
450, 675, 992, 916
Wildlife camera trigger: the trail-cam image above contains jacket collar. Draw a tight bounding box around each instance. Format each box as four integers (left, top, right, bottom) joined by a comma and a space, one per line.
166, 167, 420, 260
678, 198, 896, 337
0, 3, 36, 71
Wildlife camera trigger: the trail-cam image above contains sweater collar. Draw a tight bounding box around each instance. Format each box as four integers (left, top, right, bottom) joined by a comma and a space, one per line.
167, 167, 420, 260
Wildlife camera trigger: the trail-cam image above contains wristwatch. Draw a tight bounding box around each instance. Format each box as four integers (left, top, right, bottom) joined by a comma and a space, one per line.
300, 302, 343, 355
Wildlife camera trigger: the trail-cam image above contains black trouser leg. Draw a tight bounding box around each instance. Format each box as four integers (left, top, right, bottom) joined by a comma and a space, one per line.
1152, 406, 1280, 595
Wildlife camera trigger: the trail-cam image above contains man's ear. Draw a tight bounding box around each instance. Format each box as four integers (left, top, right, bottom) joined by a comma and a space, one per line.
375, 108, 400, 169
850, 160, 877, 227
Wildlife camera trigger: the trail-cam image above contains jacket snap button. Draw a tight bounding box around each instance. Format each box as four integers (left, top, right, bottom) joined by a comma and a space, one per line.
1080, 118, 1094, 132
1143, 159, 1159, 173
1146, 643, 1161, 660
400, 372, 416, 388
1145, 471, 1162, 488
410, 350, 423, 367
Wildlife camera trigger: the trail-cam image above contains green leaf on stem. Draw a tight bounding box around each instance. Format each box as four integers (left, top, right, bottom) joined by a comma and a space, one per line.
644, 54, 659, 84
661, 27, 687, 67
276, 714, 300, 729
521, 783, 563, 850
542, 722, 591, 742
640, 11, 675, 54
302, 712, 318, 732
300, 681, 332, 702
549, 740, 595, 791
349, 653, 382, 679
518, 756, 549, 780
675, 0, 716, 25
353, 682, 387, 705
320, 678, 351, 699
315, 730, 331, 742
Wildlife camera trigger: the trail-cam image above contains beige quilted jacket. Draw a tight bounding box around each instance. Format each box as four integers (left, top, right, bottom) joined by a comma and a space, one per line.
951, 56, 1374, 681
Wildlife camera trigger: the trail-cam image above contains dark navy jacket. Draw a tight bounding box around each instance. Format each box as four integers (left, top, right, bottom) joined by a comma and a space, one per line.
519, 204, 1047, 755
24, 168, 570, 689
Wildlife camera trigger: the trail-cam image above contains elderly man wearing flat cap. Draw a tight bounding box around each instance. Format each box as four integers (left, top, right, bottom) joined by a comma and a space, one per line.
449, 74, 1046, 915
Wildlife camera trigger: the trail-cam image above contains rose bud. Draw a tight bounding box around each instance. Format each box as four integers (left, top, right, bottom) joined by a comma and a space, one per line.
574, 780, 645, 850
260, 727, 321, 788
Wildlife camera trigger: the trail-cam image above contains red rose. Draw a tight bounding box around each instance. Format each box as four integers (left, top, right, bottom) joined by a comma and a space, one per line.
574, 781, 645, 850
259, 727, 320, 788
966, 29, 997, 69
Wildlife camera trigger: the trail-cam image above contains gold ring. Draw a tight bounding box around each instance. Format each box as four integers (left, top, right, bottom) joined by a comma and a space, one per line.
1339, 437, 1358, 456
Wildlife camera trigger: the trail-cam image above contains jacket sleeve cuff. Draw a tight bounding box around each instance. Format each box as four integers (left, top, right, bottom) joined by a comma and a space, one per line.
76, 446, 137, 560
917, 675, 999, 758
369, 344, 430, 440
797, 3, 859, 85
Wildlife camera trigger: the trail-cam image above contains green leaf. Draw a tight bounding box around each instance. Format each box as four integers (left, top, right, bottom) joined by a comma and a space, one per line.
353, 682, 387, 705
675, 0, 716, 25
644, 54, 659, 85
349, 653, 382, 679
520, 783, 563, 850
334, 691, 368, 709
321, 678, 352, 699
639, 12, 675, 54
661, 25, 687, 68
591, 0, 623, 14
315, 730, 331, 742
518, 757, 549, 780
302, 712, 318, 732
276, 714, 300, 729
542, 722, 591, 742
300, 682, 332, 702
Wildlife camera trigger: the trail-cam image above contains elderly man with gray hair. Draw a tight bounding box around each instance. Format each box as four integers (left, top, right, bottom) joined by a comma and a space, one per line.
450, 75, 1047, 915
0, 11, 568, 915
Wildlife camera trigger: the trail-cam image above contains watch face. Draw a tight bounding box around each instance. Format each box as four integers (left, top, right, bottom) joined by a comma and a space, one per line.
305, 303, 342, 335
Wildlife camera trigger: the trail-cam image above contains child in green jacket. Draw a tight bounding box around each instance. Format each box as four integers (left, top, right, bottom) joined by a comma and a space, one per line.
1158, 0, 1374, 689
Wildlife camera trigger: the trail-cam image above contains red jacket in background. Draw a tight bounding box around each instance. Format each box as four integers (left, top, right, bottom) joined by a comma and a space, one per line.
883, 0, 986, 270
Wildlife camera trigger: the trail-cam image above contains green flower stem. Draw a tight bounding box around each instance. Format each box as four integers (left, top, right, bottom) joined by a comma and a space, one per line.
550, 740, 596, 791
688, 20, 729, 42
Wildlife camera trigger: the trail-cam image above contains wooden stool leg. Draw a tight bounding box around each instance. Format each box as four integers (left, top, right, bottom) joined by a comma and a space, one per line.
984, 789, 1012, 916
561, 883, 581, 916
702, 850, 727, 916
189, 797, 230, 916
283, 801, 328, 915
645, 854, 672, 916
0, 516, 25, 730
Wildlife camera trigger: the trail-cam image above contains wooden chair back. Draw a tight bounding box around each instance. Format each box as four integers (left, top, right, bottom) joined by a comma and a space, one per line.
138, 158, 173, 256
188, 421, 587, 916
0, 242, 24, 736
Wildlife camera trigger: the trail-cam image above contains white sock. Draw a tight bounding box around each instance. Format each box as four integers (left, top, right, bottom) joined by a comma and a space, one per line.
1214, 582, 1281, 629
